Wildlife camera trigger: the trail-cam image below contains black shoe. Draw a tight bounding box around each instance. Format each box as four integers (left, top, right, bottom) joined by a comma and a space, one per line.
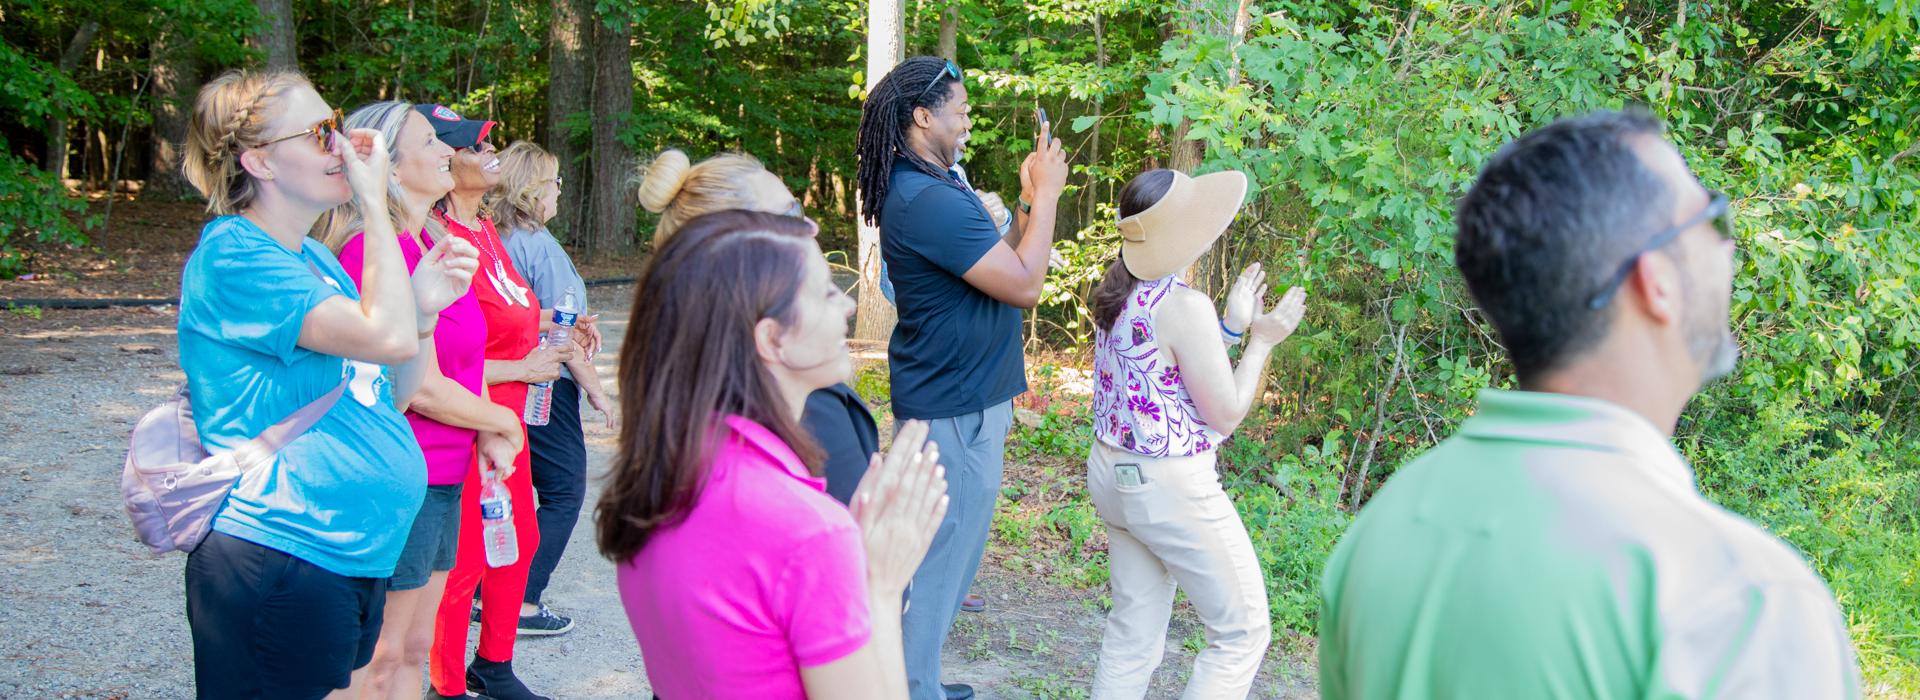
466, 657, 553, 700
517, 603, 575, 637
943, 682, 975, 700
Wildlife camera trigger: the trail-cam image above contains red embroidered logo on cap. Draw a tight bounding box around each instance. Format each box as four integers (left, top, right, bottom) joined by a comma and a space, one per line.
432, 106, 461, 121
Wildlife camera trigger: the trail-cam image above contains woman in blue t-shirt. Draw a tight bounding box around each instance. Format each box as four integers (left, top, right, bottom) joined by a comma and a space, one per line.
176, 69, 480, 699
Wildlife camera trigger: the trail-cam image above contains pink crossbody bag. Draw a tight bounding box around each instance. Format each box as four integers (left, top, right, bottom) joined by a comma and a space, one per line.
121, 258, 347, 554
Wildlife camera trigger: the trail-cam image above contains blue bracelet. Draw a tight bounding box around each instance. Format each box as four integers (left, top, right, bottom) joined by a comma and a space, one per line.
1220, 320, 1244, 338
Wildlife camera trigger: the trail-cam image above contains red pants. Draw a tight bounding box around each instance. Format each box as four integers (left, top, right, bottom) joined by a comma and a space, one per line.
430, 441, 539, 694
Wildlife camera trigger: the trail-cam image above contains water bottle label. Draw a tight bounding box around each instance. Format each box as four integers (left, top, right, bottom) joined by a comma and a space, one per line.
552, 309, 578, 327
480, 500, 506, 520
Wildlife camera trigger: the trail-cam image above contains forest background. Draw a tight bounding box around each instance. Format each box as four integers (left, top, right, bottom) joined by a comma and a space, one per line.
4, 0, 1917, 692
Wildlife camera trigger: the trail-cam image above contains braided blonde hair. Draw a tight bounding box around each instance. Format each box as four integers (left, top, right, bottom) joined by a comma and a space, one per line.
182, 70, 316, 215
632, 149, 768, 243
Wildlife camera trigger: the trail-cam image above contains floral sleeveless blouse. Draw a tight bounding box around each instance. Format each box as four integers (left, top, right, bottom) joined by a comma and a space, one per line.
1092, 276, 1224, 457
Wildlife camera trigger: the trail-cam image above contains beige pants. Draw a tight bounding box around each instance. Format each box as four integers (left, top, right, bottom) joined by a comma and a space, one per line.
1087, 440, 1271, 700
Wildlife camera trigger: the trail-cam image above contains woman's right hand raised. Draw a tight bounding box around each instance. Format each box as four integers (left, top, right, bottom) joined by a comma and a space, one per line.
850, 420, 949, 596
1223, 263, 1266, 335
1248, 285, 1308, 345
337, 128, 390, 208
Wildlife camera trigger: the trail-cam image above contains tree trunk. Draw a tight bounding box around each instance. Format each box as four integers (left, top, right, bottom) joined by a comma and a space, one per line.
1085, 12, 1105, 223
147, 30, 202, 200
588, 17, 636, 254
1175, 0, 1249, 296
546, 0, 592, 244
936, 5, 958, 61
853, 0, 905, 343
253, 0, 298, 70
46, 20, 100, 178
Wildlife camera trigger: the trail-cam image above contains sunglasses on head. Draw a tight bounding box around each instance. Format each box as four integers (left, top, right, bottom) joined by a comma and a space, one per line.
261, 108, 344, 150
1586, 190, 1735, 310
918, 60, 962, 100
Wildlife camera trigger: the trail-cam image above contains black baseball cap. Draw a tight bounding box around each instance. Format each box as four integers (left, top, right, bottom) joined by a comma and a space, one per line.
414, 104, 497, 149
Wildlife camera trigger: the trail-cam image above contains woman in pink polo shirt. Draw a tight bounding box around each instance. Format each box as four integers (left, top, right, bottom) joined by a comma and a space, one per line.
598, 209, 949, 699
317, 100, 524, 700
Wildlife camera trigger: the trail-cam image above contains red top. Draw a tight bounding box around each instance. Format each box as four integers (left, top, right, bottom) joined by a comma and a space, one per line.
443, 213, 542, 413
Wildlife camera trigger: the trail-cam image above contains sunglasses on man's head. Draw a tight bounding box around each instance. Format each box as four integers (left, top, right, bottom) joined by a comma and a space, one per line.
1585, 190, 1735, 310
919, 60, 963, 100
261, 108, 344, 150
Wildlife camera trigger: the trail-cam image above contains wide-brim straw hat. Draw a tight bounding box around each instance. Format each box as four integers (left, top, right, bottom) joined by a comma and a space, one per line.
1117, 170, 1249, 280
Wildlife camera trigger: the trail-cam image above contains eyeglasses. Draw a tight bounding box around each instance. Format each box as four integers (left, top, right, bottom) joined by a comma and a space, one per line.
919, 60, 962, 101
261, 108, 344, 150
783, 199, 804, 218
1585, 191, 1734, 310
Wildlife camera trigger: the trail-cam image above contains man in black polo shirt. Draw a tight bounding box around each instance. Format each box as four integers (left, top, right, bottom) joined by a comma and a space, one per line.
855, 55, 1069, 700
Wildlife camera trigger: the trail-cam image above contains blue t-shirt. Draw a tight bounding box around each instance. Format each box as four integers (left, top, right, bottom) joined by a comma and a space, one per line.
177, 216, 428, 578
879, 163, 1027, 419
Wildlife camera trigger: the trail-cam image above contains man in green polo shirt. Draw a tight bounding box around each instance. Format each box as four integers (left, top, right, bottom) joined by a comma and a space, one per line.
1317, 110, 1861, 699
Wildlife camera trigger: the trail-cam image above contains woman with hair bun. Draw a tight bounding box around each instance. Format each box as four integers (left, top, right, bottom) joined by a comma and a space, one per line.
630, 149, 881, 508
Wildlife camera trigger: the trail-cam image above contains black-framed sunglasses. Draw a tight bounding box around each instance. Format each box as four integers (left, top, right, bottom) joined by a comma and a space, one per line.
1586, 191, 1735, 310
919, 60, 962, 100
261, 108, 344, 150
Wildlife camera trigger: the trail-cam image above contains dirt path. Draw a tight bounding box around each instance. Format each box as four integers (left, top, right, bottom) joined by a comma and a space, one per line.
0, 283, 1315, 699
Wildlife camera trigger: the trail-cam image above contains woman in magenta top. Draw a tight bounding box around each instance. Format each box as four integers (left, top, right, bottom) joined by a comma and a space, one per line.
317, 100, 524, 700
598, 210, 950, 699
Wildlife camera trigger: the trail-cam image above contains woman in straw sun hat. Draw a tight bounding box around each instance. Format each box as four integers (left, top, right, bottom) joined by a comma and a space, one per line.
1083, 168, 1308, 699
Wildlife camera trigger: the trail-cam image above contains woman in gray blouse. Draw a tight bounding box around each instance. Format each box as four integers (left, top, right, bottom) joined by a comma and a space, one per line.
487, 140, 614, 635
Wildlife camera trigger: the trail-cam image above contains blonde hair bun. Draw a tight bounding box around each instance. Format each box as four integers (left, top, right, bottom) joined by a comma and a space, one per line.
635, 149, 694, 213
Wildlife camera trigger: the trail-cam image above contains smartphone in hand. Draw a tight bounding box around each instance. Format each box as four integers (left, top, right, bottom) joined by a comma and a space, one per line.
1037, 107, 1051, 144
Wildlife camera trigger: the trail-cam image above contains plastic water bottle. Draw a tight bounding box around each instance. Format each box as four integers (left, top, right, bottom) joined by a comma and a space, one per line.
523, 291, 579, 426
479, 471, 518, 568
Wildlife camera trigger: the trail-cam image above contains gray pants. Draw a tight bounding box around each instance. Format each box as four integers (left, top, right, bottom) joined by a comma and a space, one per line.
902, 400, 1014, 699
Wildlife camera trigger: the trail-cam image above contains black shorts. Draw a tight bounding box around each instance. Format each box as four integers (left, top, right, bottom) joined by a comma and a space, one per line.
389, 483, 463, 590
186, 531, 386, 699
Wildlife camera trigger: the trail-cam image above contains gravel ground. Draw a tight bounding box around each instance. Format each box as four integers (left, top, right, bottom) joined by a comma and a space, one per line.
0, 281, 1316, 699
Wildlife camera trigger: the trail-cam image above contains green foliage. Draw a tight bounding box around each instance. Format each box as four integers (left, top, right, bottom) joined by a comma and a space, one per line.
1121, 0, 1920, 689
6, 303, 47, 320
0, 146, 89, 277
0, 0, 257, 277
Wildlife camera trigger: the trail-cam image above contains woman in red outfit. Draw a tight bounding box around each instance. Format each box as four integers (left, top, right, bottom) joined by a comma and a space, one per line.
417, 104, 567, 700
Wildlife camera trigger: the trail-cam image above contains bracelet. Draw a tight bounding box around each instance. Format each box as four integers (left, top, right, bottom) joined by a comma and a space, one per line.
1220, 320, 1244, 338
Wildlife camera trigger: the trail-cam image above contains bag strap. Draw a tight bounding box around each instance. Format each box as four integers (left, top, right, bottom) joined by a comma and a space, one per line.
225, 253, 354, 464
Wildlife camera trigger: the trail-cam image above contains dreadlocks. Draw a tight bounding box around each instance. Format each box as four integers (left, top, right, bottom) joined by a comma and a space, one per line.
856, 56, 964, 227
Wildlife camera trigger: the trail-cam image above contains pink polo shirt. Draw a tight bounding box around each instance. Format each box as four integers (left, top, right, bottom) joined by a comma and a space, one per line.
616, 415, 871, 699
336, 230, 488, 485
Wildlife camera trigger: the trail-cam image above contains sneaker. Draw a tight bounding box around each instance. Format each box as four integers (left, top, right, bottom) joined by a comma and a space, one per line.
960, 592, 986, 614
518, 603, 575, 637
